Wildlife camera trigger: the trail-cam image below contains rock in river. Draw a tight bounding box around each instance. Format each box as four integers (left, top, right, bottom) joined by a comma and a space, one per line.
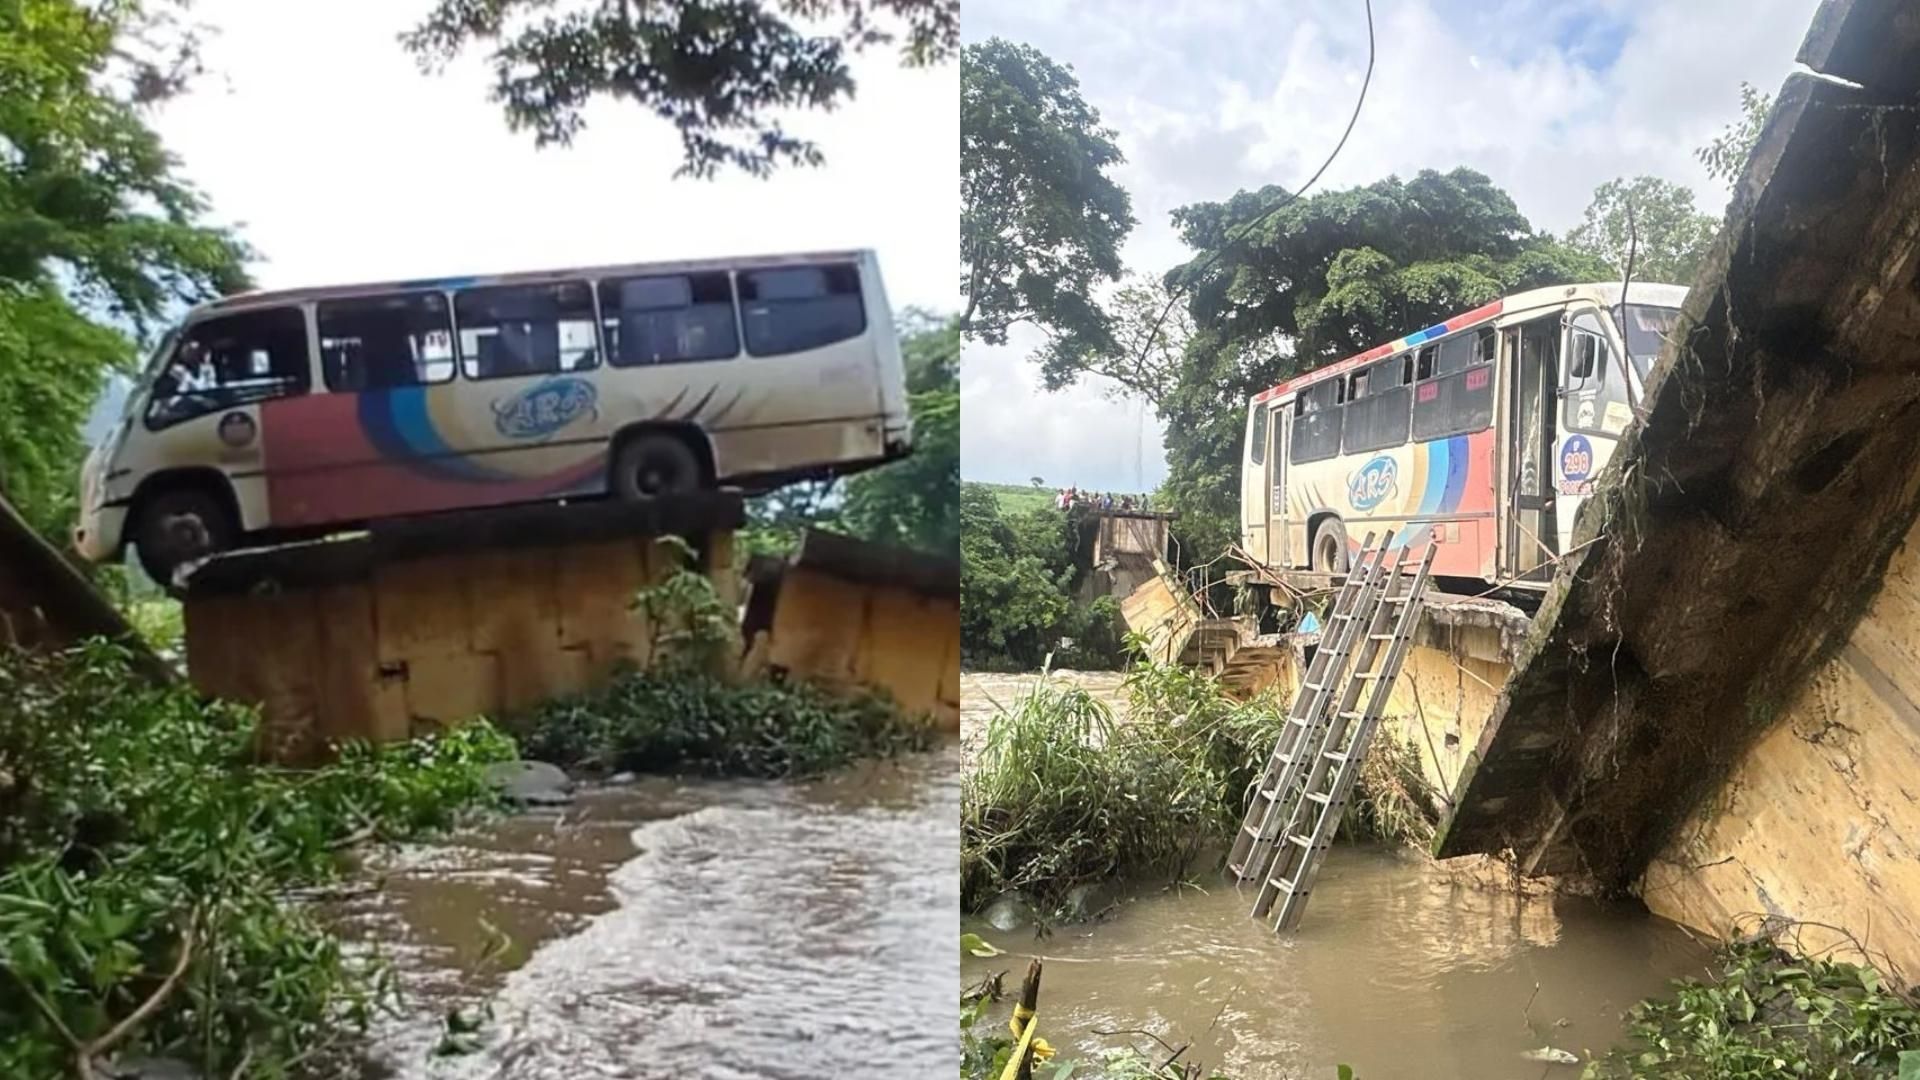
485, 760, 576, 806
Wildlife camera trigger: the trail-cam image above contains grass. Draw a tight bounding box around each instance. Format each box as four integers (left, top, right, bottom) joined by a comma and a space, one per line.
960, 654, 1440, 914
969, 480, 1059, 518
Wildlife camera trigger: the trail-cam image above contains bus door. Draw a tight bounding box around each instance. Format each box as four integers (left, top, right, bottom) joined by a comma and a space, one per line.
1505, 318, 1560, 580
1266, 405, 1289, 566
1554, 310, 1630, 553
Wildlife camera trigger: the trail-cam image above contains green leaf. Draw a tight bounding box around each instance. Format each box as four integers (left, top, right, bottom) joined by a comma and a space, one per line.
1900, 1050, 1920, 1080
961, 932, 1003, 958
1338, 1065, 1356, 1080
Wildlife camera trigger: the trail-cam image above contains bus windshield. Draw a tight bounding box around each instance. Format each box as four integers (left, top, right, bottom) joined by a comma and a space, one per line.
1614, 304, 1680, 376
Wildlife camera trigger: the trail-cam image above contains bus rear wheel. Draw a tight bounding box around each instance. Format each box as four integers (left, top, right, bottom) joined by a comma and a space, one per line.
611, 434, 704, 499
134, 486, 236, 588
1311, 519, 1350, 574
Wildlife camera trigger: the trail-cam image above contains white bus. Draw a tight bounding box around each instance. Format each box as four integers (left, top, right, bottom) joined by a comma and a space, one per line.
76, 249, 912, 581
1241, 282, 1685, 587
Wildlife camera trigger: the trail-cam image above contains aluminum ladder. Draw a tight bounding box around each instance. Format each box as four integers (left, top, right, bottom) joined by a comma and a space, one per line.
1226, 530, 1394, 894
1239, 533, 1437, 932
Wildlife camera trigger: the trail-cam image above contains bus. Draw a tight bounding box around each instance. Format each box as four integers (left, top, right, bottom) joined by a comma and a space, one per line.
75, 249, 912, 582
1240, 282, 1685, 589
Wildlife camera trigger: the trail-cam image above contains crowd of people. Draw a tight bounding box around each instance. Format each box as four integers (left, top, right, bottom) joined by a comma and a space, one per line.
1053, 486, 1152, 512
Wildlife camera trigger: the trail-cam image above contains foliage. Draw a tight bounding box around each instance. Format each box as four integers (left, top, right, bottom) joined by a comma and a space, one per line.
634, 535, 741, 676
0, 641, 515, 1079
741, 314, 959, 557
0, 0, 251, 539
1140, 168, 1610, 552
1567, 176, 1718, 287
960, 38, 1134, 358
520, 669, 933, 779
961, 655, 1441, 913
1587, 939, 1920, 1080
403, 0, 959, 178
959, 483, 1127, 671
841, 315, 960, 554
1697, 82, 1773, 190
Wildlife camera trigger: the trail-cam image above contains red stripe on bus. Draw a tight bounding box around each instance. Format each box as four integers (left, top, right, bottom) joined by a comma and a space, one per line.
1251, 297, 1507, 404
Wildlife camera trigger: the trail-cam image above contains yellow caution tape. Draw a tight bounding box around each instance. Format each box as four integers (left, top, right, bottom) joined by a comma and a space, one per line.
1000, 1002, 1055, 1080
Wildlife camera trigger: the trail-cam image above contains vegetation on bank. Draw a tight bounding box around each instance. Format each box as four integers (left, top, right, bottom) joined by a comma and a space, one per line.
521, 673, 935, 780
961, 483, 1129, 672
1588, 939, 1920, 1079
960, 655, 1436, 914
0, 642, 516, 1079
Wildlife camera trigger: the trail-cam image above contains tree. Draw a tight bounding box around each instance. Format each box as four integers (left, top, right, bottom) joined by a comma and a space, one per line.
840, 316, 959, 553
0, 0, 251, 538
1148, 168, 1610, 552
1567, 176, 1718, 286
1697, 81, 1772, 190
959, 38, 1133, 360
741, 315, 958, 556
403, 0, 959, 178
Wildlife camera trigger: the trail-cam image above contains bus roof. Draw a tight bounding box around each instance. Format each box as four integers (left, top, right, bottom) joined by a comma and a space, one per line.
198, 247, 877, 315
1250, 280, 1687, 405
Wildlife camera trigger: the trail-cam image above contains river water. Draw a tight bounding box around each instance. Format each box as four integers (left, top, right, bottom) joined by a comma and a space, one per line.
331, 744, 959, 1079
961, 670, 1714, 1079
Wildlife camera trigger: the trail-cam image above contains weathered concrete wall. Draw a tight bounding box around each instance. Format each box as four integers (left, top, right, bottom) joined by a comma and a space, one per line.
1641, 511, 1920, 975
1438, 3, 1920, 892
741, 529, 960, 731
183, 497, 742, 761
0, 492, 167, 679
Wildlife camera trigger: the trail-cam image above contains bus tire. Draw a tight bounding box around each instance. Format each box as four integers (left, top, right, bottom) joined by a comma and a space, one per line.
1311, 518, 1350, 574
610, 433, 705, 499
133, 484, 236, 588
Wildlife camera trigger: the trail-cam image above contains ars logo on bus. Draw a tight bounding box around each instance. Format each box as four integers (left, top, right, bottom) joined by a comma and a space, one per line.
1347, 455, 1398, 512
493, 376, 600, 441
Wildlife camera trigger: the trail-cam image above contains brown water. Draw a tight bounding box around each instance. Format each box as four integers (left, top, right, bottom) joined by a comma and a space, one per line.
331, 745, 959, 1079
962, 671, 1713, 1078
962, 848, 1711, 1079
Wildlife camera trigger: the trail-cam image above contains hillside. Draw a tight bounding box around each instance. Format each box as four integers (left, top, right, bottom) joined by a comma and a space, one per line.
970, 481, 1057, 517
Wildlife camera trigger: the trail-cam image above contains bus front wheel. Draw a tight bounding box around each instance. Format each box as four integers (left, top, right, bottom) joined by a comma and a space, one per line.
611, 434, 704, 499
134, 486, 236, 588
1311, 519, 1350, 575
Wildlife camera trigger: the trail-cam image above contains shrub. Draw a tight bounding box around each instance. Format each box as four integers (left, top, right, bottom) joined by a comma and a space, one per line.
0, 641, 515, 1079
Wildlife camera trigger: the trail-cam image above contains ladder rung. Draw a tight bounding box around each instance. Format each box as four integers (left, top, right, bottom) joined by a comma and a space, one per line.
1367, 633, 1398, 641
1336, 710, 1362, 721
1241, 823, 1262, 838
1289, 834, 1314, 848
1354, 671, 1386, 680
1266, 876, 1296, 894
1324, 750, 1348, 763
1306, 791, 1331, 805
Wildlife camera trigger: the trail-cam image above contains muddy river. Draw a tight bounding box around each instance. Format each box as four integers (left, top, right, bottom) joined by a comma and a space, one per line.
331, 745, 959, 1078
962, 671, 1714, 1079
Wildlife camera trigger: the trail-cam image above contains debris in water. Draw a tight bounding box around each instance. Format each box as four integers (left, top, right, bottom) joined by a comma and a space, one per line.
484, 760, 576, 806
1522, 1046, 1580, 1065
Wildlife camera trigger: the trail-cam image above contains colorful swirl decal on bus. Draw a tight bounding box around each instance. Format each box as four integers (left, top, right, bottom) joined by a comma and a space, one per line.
1347, 455, 1399, 511
492, 376, 600, 441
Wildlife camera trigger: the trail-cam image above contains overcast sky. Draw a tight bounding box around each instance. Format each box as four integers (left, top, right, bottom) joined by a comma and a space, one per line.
147, 0, 957, 312
961, 0, 1826, 493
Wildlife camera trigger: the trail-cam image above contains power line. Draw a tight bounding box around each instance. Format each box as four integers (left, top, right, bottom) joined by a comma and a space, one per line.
1123, 0, 1377, 379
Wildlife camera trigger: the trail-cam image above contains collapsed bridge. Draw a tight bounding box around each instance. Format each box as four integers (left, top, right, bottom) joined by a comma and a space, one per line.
1432, 0, 1920, 974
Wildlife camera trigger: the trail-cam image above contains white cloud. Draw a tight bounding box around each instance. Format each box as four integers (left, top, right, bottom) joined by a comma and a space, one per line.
149, 0, 957, 313
961, 0, 1822, 488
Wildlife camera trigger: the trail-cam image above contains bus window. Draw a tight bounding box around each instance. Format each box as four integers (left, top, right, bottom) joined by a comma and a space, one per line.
740, 263, 866, 356
1615, 304, 1680, 377
145, 306, 311, 429
1289, 378, 1343, 463
1343, 355, 1410, 453
600, 272, 739, 366
320, 293, 455, 391
1563, 312, 1630, 434
1249, 403, 1268, 465
457, 281, 598, 379
1411, 330, 1494, 442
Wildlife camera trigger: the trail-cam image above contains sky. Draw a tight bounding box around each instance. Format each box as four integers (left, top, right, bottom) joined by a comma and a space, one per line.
149, 0, 957, 311
960, 0, 1828, 493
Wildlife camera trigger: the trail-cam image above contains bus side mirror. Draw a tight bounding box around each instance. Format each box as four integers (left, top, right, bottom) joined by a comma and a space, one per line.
1568, 334, 1598, 380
